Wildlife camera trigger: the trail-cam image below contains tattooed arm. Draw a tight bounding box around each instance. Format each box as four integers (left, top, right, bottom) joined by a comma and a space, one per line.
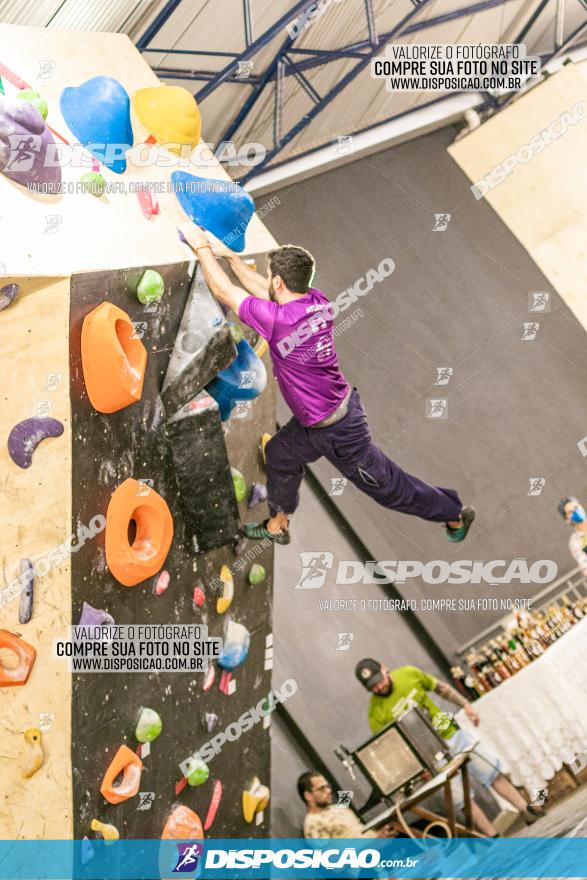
434, 680, 480, 726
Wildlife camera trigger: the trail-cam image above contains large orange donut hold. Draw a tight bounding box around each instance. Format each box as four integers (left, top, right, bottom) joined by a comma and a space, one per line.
81, 301, 147, 413
105, 478, 173, 587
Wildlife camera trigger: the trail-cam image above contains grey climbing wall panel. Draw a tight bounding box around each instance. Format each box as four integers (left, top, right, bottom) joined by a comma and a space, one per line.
69, 263, 275, 842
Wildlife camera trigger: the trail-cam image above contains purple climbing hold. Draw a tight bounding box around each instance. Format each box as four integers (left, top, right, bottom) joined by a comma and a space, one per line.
8, 417, 64, 469
202, 712, 219, 733
18, 559, 34, 624
78, 602, 115, 632
0, 96, 61, 191
248, 483, 267, 509
0, 283, 19, 311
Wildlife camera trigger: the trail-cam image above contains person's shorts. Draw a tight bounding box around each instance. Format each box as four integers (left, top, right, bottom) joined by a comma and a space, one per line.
445, 727, 502, 809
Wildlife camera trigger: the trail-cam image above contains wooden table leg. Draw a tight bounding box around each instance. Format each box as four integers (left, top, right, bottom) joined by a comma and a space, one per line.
444, 780, 457, 838
410, 806, 486, 839
461, 761, 474, 834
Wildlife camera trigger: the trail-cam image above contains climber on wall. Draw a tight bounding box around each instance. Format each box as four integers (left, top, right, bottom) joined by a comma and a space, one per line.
180, 223, 475, 546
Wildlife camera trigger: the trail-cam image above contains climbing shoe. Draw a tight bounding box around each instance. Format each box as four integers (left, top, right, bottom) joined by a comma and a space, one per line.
243, 519, 291, 545
524, 804, 546, 823
445, 505, 475, 543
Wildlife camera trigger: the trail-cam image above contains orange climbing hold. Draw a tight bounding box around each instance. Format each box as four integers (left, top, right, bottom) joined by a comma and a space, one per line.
100, 744, 143, 804
133, 86, 202, 155
106, 479, 173, 587
162, 805, 204, 839
81, 302, 147, 413
0, 630, 36, 687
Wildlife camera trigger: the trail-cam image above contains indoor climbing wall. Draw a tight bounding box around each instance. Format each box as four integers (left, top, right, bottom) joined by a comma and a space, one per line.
0, 23, 276, 275
0, 275, 73, 838
0, 23, 277, 845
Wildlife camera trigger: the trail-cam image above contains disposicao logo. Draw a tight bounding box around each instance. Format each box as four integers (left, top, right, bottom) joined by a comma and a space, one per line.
173, 843, 203, 873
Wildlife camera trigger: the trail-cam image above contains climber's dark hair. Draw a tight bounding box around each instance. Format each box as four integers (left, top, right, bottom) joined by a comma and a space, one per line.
268, 245, 315, 293
296, 770, 321, 803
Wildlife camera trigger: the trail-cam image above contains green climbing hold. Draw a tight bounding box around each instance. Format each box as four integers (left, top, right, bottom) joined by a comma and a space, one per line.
137, 269, 165, 305
249, 563, 266, 585
80, 171, 106, 197
231, 467, 247, 504
186, 756, 210, 786
0, 77, 4, 96
135, 707, 162, 743
16, 88, 48, 120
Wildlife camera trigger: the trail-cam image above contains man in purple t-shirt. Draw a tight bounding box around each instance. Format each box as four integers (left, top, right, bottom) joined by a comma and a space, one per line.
180, 224, 475, 546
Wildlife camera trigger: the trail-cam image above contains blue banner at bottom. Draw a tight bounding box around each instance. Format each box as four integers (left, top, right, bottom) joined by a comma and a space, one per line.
0, 838, 585, 878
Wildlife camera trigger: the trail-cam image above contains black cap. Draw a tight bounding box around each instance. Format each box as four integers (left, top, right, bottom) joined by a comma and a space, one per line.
355, 658, 383, 690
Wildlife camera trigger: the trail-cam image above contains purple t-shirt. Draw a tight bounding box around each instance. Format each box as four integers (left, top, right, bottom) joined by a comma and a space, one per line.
239, 288, 350, 427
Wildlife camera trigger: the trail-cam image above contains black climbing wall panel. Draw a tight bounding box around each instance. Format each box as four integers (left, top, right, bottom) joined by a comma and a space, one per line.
165, 394, 241, 552
69, 263, 274, 845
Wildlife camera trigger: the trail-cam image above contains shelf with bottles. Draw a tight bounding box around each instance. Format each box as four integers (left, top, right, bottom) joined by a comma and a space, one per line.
451, 594, 586, 698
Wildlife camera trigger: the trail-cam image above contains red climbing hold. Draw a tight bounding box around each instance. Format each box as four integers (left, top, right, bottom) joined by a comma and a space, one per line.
204, 780, 222, 831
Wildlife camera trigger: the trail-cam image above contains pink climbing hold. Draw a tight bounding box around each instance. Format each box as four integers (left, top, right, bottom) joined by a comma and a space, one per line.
154, 570, 170, 595
219, 669, 233, 695
204, 780, 222, 831
137, 189, 160, 219
193, 585, 205, 608
203, 664, 215, 692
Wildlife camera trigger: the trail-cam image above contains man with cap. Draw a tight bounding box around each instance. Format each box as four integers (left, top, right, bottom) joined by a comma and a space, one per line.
355, 659, 543, 836
558, 497, 587, 575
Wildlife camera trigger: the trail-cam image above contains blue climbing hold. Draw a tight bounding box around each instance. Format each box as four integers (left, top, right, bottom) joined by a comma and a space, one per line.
218, 621, 250, 671
205, 334, 266, 420
171, 172, 255, 252
60, 77, 133, 174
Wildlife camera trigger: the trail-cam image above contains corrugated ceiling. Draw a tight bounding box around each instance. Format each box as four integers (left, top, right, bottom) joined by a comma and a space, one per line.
1, 0, 586, 172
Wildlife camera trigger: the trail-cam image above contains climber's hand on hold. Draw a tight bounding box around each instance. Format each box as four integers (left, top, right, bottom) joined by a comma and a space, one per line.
178, 222, 211, 253
179, 223, 249, 314
207, 235, 235, 259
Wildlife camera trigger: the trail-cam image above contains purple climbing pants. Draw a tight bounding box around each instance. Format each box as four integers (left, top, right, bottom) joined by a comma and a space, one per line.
265, 390, 462, 523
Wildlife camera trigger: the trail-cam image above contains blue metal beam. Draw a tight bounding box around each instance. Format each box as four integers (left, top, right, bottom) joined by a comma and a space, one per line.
251, 93, 473, 177
136, 0, 184, 49
286, 46, 369, 59
240, 0, 438, 182
142, 48, 238, 56
219, 31, 300, 143
243, 0, 253, 47
364, 0, 378, 46
153, 67, 263, 84
195, 0, 319, 101
153, 0, 519, 84
402, 0, 521, 33
283, 55, 322, 103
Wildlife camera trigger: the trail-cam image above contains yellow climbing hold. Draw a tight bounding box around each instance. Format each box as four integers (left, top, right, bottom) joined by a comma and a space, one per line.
133, 86, 202, 154
260, 432, 272, 464
22, 728, 44, 779
216, 565, 234, 614
91, 818, 119, 842
254, 338, 268, 358
242, 776, 270, 823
